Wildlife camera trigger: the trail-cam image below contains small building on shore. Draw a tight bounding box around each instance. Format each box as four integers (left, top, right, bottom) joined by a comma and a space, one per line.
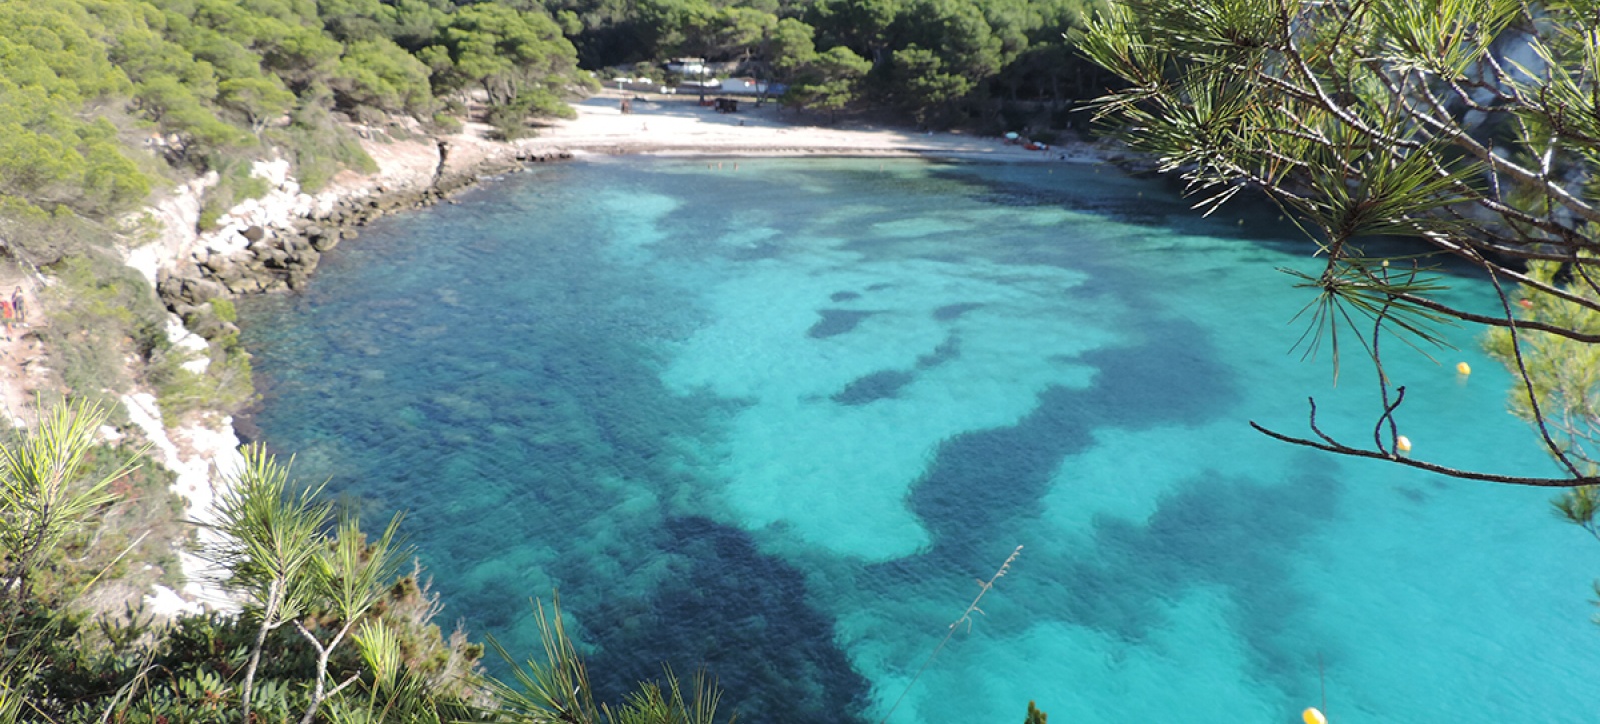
667, 57, 706, 76
719, 77, 768, 95
611, 77, 665, 92
678, 79, 721, 93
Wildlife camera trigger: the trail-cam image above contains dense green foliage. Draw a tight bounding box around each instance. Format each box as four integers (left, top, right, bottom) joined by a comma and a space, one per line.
2, 406, 734, 723
0, 1, 1118, 718
0, 0, 588, 411
0, 0, 586, 234
0, 0, 1109, 269
544, 0, 1115, 127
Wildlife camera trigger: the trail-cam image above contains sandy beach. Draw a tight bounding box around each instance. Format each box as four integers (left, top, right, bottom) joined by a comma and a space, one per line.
513, 89, 1111, 163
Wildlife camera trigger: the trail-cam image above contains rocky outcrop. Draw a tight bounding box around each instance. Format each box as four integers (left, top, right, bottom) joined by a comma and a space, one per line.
123, 391, 245, 615
141, 137, 570, 318
116, 129, 569, 615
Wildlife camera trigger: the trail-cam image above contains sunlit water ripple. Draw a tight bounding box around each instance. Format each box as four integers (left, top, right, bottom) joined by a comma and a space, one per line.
237, 158, 1600, 724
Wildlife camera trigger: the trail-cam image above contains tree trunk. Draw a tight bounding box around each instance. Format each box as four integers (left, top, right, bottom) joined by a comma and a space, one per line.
240, 581, 283, 721
297, 620, 354, 724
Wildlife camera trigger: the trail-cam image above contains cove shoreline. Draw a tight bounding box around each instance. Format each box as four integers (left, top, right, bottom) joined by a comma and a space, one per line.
125, 91, 1123, 616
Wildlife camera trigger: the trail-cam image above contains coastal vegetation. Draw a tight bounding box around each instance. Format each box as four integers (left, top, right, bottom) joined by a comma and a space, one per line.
0, 0, 1122, 717
0, 0, 1116, 427
0, 0, 590, 417
545, 0, 1117, 127
1, 403, 730, 723
1082, 0, 1600, 490
6, 0, 1600, 719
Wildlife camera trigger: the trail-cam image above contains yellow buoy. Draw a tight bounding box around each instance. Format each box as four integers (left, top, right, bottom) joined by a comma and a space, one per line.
1456, 361, 1472, 376
1302, 707, 1328, 724
1397, 435, 1412, 453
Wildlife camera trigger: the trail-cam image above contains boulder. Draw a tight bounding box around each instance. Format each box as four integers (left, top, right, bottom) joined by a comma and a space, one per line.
156, 269, 228, 307
240, 225, 266, 242
221, 276, 254, 295
261, 248, 291, 269
171, 303, 208, 319
183, 307, 239, 341
308, 231, 339, 252
206, 258, 242, 283
185, 278, 228, 305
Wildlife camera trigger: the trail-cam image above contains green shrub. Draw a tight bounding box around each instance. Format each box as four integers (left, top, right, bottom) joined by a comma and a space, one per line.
209, 298, 237, 323
0, 198, 93, 265
40, 253, 167, 398
263, 94, 378, 192
147, 334, 255, 426
430, 112, 463, 135
195, 157, 275, 232
485, 104, 530, 140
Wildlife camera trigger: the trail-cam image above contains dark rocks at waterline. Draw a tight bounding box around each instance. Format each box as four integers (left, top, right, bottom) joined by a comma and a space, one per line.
156, 269, 228, 307
179, 304, 241, 341
154, 150, 574, 314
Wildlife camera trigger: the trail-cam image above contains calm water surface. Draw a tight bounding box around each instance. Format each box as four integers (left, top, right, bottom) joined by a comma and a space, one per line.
238, 158, 1600, 723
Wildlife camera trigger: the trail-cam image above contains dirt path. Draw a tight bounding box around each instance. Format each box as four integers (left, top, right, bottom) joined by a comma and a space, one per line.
0, 268, 50, 428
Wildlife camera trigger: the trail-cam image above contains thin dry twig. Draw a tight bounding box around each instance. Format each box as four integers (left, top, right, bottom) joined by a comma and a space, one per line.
877, 545, 1023, 724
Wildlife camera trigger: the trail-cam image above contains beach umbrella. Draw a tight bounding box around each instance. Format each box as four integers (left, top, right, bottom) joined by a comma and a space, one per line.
1005, 132, 1020, 139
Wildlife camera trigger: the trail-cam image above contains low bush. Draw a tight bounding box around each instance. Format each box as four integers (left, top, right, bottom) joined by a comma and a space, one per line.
146, 333, 255, 426
39, 252, 167, 398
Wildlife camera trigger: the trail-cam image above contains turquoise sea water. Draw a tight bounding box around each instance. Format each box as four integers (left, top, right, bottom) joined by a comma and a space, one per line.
237, 158, 1600, 723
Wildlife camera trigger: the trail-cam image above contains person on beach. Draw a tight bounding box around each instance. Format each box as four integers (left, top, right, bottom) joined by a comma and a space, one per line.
1, 298, 14, 341
11, 287, 24, 325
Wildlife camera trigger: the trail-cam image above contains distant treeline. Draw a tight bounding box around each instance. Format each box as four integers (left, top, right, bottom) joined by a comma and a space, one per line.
2, 0, 1108, 254
542, 0, 1116, 126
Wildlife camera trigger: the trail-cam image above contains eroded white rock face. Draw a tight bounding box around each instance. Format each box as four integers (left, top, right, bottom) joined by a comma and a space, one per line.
124, 392, 243, 614
121, 172, 218, 288
166, 315, 212, 374
252, 157, 293, 189
118, 136, 453, 618
147, 583, 206, 617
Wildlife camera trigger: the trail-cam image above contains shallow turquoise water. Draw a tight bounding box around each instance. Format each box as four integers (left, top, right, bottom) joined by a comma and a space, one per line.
237, 158, 1600, 723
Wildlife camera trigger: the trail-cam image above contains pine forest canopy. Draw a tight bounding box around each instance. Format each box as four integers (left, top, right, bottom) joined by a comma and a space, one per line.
0, 0, 1118, 266
543, 0, 1116, 122
0, 0, 586, 240
0, 0, 593, 429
